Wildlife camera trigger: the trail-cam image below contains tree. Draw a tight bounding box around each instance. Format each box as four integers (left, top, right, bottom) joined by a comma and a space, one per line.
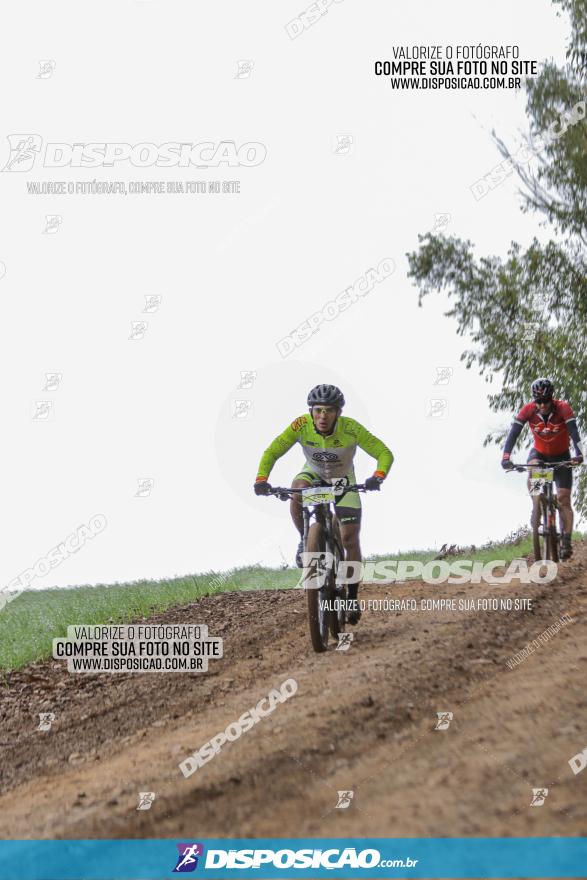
407, 0, 587, 517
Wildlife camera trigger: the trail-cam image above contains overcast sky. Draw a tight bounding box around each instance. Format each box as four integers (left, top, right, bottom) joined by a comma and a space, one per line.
0, 0, 574, 590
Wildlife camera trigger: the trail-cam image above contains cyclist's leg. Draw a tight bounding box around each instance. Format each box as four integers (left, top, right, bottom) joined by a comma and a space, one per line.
527, 448, 544, 525
290, 467, 316, 564
335, 472, 362, 620
339, 521, 361, 584
526, 447, 543, 488
552, 451, 573, 554
557, 490, 573, 531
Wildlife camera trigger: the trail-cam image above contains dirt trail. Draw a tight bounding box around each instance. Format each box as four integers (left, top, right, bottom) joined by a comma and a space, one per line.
1, 546, 587, 839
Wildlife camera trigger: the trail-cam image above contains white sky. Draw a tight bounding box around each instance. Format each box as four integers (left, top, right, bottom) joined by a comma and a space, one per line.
0, 0, 573, 589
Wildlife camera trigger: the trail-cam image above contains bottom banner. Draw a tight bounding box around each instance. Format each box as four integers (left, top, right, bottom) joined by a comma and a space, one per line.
0, 838, 586, 879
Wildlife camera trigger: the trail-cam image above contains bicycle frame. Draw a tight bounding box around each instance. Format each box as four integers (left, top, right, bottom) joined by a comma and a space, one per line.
265, 478, 367, 651
279, 479, 365, 585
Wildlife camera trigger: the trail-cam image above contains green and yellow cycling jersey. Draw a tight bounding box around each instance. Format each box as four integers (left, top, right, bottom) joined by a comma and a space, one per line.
256, 414, 393, 482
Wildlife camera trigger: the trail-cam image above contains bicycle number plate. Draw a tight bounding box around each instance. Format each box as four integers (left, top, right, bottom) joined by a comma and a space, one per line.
302, 486, 336, 506
530, 468, 554, 495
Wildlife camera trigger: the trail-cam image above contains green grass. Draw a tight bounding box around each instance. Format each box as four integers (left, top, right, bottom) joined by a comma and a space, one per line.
1, 532, 583, 671
0, 566, 299, 673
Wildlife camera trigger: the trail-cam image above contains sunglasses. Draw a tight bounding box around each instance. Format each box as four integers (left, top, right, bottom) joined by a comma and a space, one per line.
312, 406, 337, 416
535, 397, 552, 405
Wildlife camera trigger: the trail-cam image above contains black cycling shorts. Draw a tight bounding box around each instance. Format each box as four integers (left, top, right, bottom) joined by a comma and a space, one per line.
336, 507, 362, 526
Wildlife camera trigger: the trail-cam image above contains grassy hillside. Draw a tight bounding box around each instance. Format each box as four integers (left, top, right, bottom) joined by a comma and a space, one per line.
0, 530, 581, 671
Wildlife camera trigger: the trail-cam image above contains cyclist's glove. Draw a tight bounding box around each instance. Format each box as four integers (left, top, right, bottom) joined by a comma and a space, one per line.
364, 475, 383, 491
501, 455, 514, 471
254, 479, 272, 496
572, 454, 584, 465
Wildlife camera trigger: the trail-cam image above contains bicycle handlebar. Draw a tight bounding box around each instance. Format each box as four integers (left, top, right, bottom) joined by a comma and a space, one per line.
266, 482, 368, 501
506, 461, 581, 474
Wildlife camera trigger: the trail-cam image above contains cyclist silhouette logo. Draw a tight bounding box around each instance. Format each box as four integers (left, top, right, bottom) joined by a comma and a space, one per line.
2, 134, 42, 171
37, 712, 55, 731
136, 792, 156, 810
335, 790, 354, 808
336, 632, 354, 652
298, 551, 333, 590
530, 788, 549, 806
173, 843, 204, 872
434, 711, 453, 730
37, 60, 56, 79
143, 295, 162, 314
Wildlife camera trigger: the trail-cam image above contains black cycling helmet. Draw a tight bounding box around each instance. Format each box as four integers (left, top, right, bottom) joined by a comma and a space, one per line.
531, 377, 554, 401
307, 384, 345, 409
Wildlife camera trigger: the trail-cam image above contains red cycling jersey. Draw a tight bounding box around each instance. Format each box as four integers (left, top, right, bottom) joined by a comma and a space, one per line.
514, 399, 575, 455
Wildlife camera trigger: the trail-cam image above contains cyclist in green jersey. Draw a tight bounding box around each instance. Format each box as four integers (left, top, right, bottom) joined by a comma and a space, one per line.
253, 384, 393, 624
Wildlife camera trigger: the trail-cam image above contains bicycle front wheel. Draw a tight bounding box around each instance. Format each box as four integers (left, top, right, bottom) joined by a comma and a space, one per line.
532, 496, 548, 562
547, 501, 559, 563
305, 522, 330, 653
328, 516, 345, 640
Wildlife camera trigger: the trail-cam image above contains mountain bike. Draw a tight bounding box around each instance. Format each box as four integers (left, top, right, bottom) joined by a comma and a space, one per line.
266, 478, 367, 653
507, 461, 578, 562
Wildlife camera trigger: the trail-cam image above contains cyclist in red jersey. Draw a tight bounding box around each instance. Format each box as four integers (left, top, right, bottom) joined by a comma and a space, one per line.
501, 378, 584, 559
